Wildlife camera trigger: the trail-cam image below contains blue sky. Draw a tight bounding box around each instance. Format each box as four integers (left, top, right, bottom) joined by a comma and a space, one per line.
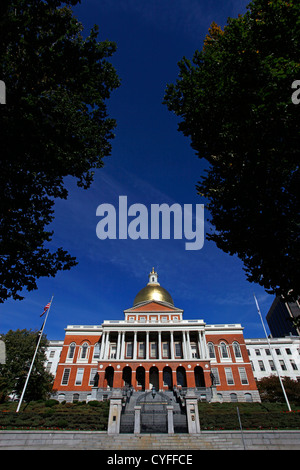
1, 0, 275, 340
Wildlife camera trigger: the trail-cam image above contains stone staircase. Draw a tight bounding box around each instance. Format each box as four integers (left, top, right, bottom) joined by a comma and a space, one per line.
120, 390, 188, 434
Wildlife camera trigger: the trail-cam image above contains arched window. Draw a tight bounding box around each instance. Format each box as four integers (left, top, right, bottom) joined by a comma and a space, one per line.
207, 342, 216, 359
230, 393, 238, 402
58, 393, 65, 402
93, 342, 100, 359
73, 393, 80, 403
233, 342, 242, 358
220, 341, 229, 359
81, 342, 89, 359
68, 342, 76, 359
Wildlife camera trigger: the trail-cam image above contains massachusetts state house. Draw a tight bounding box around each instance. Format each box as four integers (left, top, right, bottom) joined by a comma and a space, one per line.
52, 269, 260, 403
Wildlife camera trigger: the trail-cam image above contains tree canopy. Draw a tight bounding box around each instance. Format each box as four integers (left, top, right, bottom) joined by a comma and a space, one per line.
0, 0, 120, 302
164, 0, 300, 301
0, 329, 53, 402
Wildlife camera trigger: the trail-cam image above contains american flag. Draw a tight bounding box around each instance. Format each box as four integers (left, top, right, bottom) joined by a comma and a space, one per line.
40, 301, 51, 317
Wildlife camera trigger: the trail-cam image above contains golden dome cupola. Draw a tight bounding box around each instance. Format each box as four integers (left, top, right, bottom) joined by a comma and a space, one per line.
133, 268, 174, 306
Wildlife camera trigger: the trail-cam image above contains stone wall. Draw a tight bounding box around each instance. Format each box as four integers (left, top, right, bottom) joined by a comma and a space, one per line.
1, 430, 300, 450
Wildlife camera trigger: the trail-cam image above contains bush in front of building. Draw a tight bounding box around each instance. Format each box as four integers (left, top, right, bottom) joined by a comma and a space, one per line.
0, 400, 110, 430
256, 376, 300, 403
198, 402, 300, 430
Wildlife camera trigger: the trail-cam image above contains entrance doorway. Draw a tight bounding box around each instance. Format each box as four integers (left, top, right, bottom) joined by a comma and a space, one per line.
149, 366, 159, 390
122, 366, 132, 387
105, 366, 114, 388
194, 366, 205, 387
163, 366, 173, 390
136, 366, 145, 391
176, 366, 187, 387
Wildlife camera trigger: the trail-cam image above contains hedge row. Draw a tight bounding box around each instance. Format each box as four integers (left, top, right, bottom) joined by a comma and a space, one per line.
198, 403, 300, 430
0, 411, 109, 431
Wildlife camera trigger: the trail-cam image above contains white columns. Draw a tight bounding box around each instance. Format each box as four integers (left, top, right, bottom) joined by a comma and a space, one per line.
182, 331, 187, 359
146, 331, 149, 360
104, 331, 110, 360
201, 330, 208, 359
116, 331, 121, 360
170, 331, 174, 360
133, 331, 137, 360
186, 331, 191, 359
100, 331, 106, 360
99, 327, 208, 363
120, 331, 125, 360
158, 331, 162, 360
197, 331, 202, 359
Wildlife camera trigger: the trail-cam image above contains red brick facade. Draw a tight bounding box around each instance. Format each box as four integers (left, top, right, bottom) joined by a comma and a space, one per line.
53, 305, 260, 402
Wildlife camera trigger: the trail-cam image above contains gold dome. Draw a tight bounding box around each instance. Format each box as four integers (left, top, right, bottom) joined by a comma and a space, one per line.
133, 268, 174, 306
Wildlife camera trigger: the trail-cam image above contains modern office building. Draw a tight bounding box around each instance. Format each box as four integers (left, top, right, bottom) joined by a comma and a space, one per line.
267, 297, 300, 337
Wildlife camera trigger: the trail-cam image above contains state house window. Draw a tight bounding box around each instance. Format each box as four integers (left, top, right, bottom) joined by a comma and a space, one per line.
89, 368, 98, 386
150, 342, 157, 358
68, 343, 76, 359
286, 348, 292, 355
162, 342, 170, 358
225, 368, 234, 385
190, 343, 198, 359
61, 368, 71, 386
49, 350, 55, 358
80, 342, 89, 359
258, 360, 265, 371
233, 342, 242, 358
93, 343, 100, 359
110, 343, 117, 359
238, 367, 248, 385
211, 368, 220, 386
126, 342, 133, 358
75, 368, 84, 385
220, 342, 230, 359
175, 341, 182, 357
138, 342, 145, 358
208, 343, 215, 359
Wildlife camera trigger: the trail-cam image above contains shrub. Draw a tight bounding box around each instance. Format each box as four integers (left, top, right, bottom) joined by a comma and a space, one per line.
45, 399, 59, 407
87, 400, 102, 407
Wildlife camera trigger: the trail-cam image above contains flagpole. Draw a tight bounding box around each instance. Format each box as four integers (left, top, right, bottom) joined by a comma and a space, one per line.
253, 293, 291, 412
16, 296, 54, 413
